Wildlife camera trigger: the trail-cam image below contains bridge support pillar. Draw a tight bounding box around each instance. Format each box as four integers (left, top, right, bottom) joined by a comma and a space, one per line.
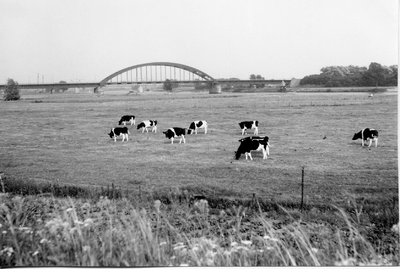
209, 84, 221, 94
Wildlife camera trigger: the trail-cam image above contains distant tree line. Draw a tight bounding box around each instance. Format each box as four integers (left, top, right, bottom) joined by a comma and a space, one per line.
300, 62, 398, 87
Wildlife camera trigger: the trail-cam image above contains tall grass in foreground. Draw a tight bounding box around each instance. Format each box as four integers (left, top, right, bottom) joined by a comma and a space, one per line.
0, 193, 398, 266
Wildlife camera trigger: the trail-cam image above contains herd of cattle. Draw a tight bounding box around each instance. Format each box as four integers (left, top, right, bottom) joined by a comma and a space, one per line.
108, 115, 379, 161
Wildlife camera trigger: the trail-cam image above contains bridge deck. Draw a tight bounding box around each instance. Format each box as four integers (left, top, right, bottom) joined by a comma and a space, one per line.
0, 80, 291, 90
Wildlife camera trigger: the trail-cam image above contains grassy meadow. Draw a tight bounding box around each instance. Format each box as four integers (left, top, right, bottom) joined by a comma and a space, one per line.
0, 89, 398, 266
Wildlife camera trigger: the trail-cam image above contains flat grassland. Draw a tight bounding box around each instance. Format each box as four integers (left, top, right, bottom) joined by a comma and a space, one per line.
0, 90, 397, 207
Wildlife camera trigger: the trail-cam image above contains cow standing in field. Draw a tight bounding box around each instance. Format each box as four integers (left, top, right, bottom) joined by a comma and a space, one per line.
119, 115, 136, 126
137, 120, 158, 133
352, 128, 379, 147
109, 127, 130, 142
239, 121, 259, 135
235, 136, 270, 160
188, 121, 208, 134
163, 127, 186, 144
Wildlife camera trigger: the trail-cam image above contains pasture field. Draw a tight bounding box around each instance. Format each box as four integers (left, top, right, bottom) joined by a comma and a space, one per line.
0, 90, 398, 208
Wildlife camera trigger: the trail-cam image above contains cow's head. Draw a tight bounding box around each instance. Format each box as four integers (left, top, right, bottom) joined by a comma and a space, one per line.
352, 131, 361, 140
235, 150, 242, 160
163, 131, 170, 138
108, 130, 114, 138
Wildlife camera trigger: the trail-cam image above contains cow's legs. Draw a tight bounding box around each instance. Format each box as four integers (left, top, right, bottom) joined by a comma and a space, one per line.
375, 138, 378, 147
171, 137, 174, 144
368, 139, 372, 147
254, 128, 258, 135
262, 148, 268, 159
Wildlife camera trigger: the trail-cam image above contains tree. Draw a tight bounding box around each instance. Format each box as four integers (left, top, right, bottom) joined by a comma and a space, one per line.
362, 62, 386, 87
59, 81, 69, 93
3, 78, 20, 101
249, 74, 265, 88
163, 79, 173, 92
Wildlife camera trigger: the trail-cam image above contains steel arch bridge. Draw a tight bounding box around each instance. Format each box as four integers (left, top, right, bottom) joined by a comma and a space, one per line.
99, 62, 215, 87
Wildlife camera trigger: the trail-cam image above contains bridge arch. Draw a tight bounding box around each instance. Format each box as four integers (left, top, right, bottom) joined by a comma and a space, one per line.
99, 62, 215, 87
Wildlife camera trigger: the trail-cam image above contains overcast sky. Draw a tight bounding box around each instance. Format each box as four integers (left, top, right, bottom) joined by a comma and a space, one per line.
0, 0, 398, 84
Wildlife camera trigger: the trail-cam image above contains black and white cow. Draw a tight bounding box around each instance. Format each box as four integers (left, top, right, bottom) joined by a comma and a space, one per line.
235, 136, 270, 160
137, 120, 157, 133
118, 115, 136, 126
163, 127, 186, 144
352, 128, 379, 147
188, 120, 208, 134
239, 121, 259, 135
109, 127, 130, 142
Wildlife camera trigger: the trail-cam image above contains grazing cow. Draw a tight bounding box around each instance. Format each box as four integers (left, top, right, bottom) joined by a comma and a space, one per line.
163, 127, 186, 144
119, 115, 136, 126
235, 136, 270, 160
188, 120, 208, 134
352, 128, 379, 147
137, 120, 157, 133
109, 127, 130, 142
239, 121, 259, 135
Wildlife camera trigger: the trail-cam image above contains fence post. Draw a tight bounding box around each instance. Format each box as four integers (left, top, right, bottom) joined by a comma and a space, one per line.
112, 183, 115, 199
0, 173, 4, 193
301, 166, 305, 210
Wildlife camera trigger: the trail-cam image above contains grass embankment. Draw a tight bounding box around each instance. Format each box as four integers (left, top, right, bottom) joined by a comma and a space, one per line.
0, 178, 398, 266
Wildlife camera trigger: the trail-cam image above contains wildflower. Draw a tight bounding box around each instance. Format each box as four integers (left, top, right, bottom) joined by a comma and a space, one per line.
2, 231, 6, 234
159, 242, 167, 246
191, 246, 199, 252
334, 258, 357, 266
66, 208, 73, 213
83, 218, 94, 227
0, 247, 14, 257
391, 223, 399, 234
257, 249, 264, 253
81, 202, 90, 209
241, 240, 252, 246
231, 242, 238, 247
154, 200, 161, 213
174, 245, 186, 251
32, 250, 39, 256
263, 235, 271, 240
266, 246, 274, 250
74, 220, 84, 225
82, 246, 91, 252
40, 238, 48, 244
311, 248, 319, 254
